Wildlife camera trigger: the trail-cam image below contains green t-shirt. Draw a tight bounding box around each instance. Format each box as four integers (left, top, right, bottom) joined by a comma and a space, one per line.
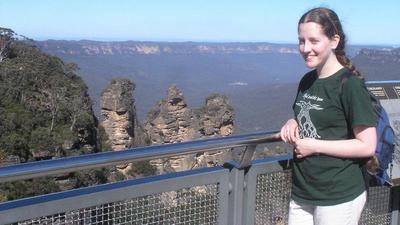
291, 68, 377, 206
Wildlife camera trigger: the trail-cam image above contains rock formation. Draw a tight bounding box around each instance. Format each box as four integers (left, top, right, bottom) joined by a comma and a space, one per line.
199, 94, 234, 137
144, 85, 234, 173
100, 80, 235, 174
100, 78, 139, 151
145, 85, 202, 144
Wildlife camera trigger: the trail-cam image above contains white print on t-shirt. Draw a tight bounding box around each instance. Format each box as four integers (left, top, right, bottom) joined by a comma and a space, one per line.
296, 100, 323, 138
303, 93, 324, 102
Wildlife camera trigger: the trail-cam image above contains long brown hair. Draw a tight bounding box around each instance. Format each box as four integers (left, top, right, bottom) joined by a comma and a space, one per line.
299, 7, 363, 79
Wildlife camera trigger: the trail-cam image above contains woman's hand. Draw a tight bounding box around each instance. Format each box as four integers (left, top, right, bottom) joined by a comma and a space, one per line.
293, 138, 317, 158
280, 118, 299, 145
280, 119, 316, 158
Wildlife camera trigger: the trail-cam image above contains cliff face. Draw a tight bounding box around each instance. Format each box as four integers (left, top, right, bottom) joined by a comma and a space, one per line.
99, 82, 234, 174
145, 85, 202, 144
356, 48, 400, 63
100, 78, 148, 151
353, 48, 400, 81
101, 79, 136, 150
199, 94, 234, 136
144, 85, 234, 173
37, 40, 299, 56
145, 85, 234, 144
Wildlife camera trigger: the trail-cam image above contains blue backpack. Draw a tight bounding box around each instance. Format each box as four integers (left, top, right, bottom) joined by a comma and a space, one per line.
341, 73, 395, 186
371, 102, 395, 186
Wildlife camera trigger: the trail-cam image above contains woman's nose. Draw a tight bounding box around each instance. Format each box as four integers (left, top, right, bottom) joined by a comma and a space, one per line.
303, 41, 311, 53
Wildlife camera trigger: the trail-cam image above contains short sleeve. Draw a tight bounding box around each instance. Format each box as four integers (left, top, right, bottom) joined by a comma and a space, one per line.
340, 76, 377, 128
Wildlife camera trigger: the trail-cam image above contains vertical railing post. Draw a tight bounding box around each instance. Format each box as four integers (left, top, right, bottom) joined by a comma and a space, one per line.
225, 162, 245, 225
392, 186, 400, 225
243, 165, 258, 225
242, 156, 292, 225
224, 144, 257, 225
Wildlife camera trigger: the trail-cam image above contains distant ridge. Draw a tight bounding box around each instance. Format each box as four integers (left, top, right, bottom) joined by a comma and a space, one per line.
37, 40, 299, 56
353, 47, 400, 81
36, 40, 393, 59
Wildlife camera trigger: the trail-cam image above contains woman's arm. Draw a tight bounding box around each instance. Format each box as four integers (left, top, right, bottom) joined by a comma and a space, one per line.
294, 125, 376, 159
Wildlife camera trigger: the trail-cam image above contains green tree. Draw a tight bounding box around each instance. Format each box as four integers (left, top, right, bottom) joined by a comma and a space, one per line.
127, 161, 157, 177
0, 178, 61, 201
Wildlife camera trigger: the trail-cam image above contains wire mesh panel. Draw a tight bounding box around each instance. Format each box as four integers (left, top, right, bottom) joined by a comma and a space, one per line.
12, 184, 219, 225
254, 170, 292, 225
359, 186, 392, 225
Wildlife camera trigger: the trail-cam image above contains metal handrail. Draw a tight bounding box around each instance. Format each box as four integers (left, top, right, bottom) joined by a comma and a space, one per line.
0, 130, 281, 183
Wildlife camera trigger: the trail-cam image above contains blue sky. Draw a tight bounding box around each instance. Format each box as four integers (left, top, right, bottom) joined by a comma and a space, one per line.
1, 0, 399, 46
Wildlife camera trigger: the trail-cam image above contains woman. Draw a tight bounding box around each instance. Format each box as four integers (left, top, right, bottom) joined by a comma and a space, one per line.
280, 7, 377, 225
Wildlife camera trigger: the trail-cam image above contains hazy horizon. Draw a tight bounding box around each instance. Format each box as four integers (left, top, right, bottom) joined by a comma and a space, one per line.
33, 39, 398, 49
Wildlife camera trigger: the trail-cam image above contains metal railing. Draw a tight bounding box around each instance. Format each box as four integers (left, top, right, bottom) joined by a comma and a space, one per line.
0, 130, 280, 183
0, 130, 396, 225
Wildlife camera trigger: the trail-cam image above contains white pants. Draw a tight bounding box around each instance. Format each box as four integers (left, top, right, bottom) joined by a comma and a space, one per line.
288, 191, 366, 225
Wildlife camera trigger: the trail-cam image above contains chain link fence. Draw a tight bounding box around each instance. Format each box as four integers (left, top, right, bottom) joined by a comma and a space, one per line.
14, 184, 219, 225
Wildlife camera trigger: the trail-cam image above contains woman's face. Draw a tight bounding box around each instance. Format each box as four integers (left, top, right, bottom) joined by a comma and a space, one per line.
298, 22, 337, 70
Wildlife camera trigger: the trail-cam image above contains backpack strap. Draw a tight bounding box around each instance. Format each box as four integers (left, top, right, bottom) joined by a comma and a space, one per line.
339, 72, 352, 95
339, 72, 354, 138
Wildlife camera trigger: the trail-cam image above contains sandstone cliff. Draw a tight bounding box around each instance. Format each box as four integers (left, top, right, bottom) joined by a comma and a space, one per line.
145, 85, 202, 144
198, 93, 234, 136
353, 47, 400, 81
356, 48, 400, 62
100, 78, 145, 151
100, 80, 235, 174
37, 40, 299, 56
144, 85, 234, 173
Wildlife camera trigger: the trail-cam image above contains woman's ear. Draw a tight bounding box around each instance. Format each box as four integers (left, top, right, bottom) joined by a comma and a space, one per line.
331, 34, 340, 50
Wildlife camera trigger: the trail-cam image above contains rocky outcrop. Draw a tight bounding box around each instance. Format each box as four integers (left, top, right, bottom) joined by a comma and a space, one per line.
145, 85, 202, 144
199, 94, 234, 136
145, 85, 234, 173
100, 81, 235, 174
100, 79, 138, 151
